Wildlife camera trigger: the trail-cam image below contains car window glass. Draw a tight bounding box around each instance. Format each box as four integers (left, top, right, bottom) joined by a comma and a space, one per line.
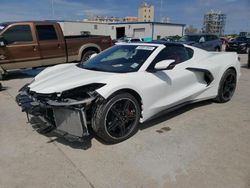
207, 35, 218, 41
81, 45, 156, 73
3, 25, 33, 44
36, 25, 58, 41
148, 46, 191, 70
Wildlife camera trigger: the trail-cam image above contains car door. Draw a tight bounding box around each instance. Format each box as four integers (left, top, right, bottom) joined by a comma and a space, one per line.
35, 24, 66, 66
144, 46, 207, 115
0, 23, 41, 70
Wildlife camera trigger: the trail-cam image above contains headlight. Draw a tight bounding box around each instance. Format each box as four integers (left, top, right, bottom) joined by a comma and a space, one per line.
240, 43, 246, 46
60, 83, 106, 100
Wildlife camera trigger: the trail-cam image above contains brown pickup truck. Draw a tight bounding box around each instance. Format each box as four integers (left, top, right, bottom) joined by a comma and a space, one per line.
0, 21, 112, 79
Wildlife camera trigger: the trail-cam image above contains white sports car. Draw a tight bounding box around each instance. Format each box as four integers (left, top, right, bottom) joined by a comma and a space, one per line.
16, 42, 241, 143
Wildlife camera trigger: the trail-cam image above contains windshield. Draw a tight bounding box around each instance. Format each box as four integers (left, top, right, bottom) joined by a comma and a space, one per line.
79, 45, 156, 73
234, 37, 246, 42
179, 35, 201, 42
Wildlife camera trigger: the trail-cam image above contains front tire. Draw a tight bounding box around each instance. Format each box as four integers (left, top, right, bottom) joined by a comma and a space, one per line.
214, 69, 237, 103
92, 93, 141, 144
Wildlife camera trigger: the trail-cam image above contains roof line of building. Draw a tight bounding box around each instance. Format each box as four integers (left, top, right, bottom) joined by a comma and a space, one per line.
53, 20, 185, 26
108, 22, 185, 26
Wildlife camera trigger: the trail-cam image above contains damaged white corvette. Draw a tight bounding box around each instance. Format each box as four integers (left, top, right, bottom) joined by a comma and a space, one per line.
16, 42, 241, 143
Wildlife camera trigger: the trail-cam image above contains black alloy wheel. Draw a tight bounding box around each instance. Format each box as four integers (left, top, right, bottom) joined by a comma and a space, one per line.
221, 73, 236, 101
92, 93, 140, 144
105, 98, 137, 139
214, 69, 236, 103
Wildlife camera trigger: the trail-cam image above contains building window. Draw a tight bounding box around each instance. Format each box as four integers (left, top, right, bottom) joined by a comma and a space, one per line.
94, 25, 98, 30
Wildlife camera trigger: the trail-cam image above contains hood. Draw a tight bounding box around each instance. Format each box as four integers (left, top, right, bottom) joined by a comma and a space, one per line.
29, 63, 116, 94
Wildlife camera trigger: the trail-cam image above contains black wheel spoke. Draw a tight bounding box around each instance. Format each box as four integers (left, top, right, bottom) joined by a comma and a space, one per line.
107, 119, 119, 131
119, 122, 126, 136
110, 106, 123, 120
123, 100, 131, 111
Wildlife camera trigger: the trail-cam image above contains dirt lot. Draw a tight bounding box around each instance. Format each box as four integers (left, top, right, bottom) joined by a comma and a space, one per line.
0, 54, 249, 188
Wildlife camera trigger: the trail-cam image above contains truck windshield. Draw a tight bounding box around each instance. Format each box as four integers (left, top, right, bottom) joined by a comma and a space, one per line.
179, 35, 200, 42
79, 45, 156, 73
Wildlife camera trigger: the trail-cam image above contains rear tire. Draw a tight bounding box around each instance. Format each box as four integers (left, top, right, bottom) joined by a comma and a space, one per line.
92, 93, 140, 144
214, 69, 236, 103
81, 50, 98, 63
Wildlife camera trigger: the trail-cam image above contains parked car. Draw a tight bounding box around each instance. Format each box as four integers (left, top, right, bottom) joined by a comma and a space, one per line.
226, 36, 250, 53
16, 41, 240, 144
0, 21, 112, 80
179, 33, 221, 51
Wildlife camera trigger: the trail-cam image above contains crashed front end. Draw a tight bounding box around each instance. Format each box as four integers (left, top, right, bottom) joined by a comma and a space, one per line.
16, 83, 105, 140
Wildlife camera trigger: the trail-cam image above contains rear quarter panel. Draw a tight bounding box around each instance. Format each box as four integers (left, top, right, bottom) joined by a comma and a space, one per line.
191, 51, 240, 101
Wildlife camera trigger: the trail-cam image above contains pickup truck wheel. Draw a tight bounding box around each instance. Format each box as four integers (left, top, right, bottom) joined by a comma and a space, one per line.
92, 93, 140, 144
81, 50, 97, 63
214, 69, 236, 103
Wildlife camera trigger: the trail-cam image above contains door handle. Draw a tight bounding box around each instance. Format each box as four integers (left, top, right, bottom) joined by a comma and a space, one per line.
57, 44, 61, 49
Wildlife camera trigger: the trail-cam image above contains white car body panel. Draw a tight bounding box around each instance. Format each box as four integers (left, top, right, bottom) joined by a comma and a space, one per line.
28, 43, 241, 122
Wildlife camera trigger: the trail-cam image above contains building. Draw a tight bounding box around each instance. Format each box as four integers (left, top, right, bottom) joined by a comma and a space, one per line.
123, 16, 139, 22
84, 16, 120, 23
202, 10, 226, 35
58, 21, 185, 40
138, 1, 154, 22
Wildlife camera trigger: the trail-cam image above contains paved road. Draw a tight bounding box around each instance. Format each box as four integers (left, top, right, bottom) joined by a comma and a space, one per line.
0, 54, 250, 188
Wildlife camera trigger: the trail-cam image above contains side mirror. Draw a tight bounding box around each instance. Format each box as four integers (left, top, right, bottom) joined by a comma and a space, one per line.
89, 53, 97, 59
0, 36, 6, 47
154, 59, 176, 71
199, 37, 205, 43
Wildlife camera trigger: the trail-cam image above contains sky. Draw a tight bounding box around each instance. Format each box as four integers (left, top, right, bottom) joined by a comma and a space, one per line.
0, 0, 249, 34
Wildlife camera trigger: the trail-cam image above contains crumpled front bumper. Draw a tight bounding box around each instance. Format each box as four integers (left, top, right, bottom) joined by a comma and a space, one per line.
16, 88, 93, 139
